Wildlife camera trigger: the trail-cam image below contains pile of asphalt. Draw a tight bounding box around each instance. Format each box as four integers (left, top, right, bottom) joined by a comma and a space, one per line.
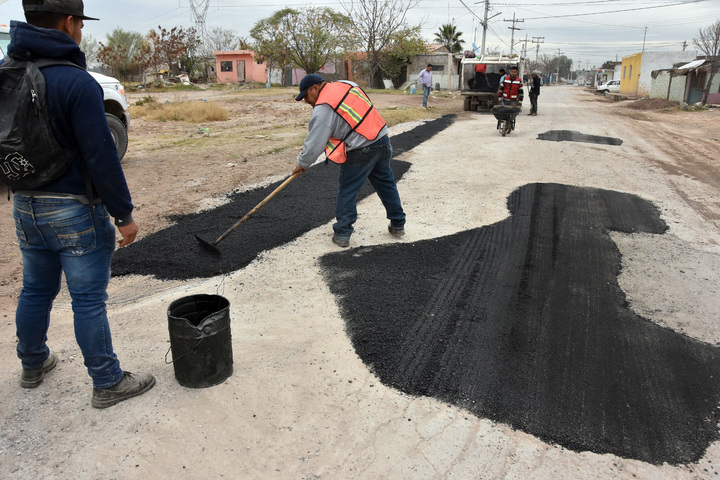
111, 115, 457, 280
320, 183, 720, 465
537, 130, 623, 145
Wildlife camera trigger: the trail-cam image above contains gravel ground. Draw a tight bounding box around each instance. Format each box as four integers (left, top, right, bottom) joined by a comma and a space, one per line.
1, 86, 720, 479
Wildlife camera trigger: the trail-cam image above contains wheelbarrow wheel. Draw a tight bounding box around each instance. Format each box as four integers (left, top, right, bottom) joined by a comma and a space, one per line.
499, 120, 507, 136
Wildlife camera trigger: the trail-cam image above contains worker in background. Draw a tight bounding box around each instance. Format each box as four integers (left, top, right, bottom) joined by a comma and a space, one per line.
496, 68, 507, 95
418, 64, 433, 108
528, 70, 541, 116
498, 65, 524, 106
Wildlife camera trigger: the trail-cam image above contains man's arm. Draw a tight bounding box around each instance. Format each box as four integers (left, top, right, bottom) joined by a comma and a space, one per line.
295, 105, 335, 170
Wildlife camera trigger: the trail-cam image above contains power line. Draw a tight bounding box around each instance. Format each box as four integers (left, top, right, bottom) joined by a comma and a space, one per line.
522, 0, 707, 20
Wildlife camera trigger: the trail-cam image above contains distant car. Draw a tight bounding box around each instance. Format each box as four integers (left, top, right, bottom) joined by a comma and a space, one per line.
1, 23, 129, 160
597, 79, 620, 94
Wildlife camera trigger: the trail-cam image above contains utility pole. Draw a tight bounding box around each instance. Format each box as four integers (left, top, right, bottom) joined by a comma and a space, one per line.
476, 0, 501, 57
641, 26, 648, 53
555, 48, 563, 84
504, 13, 524, 56
189, 0, 210, 43
682, 40, 688, 51
531, 36, 544, 62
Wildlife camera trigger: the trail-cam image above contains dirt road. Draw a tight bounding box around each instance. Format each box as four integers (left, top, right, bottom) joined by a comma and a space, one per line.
1, 86, 720, 479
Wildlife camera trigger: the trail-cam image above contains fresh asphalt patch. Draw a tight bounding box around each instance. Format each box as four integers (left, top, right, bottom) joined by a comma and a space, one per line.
537, 130, 623, 145
320, 183, 720, 465
110, 115, 457, 280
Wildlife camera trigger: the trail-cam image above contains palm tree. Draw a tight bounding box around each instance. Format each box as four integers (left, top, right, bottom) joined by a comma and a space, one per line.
434, 24, 464, 54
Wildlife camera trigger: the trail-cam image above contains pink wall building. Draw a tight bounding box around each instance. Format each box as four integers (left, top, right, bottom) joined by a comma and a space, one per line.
213, 50, 267, 84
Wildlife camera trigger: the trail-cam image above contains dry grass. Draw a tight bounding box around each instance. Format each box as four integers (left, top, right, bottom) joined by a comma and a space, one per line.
130, 100, 229, 122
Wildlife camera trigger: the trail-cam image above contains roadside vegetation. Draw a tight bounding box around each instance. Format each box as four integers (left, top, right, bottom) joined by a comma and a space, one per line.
130, 97, 229, 122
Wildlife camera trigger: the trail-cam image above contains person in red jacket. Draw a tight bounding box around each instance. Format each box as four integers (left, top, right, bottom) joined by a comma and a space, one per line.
498, 65, 524, 106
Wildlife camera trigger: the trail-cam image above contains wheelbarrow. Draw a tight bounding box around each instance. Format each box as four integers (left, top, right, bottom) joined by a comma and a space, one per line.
491, 104, 522, 137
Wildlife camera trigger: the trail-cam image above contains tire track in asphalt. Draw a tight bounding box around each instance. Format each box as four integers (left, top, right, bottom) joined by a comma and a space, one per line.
320, 183, 720, 465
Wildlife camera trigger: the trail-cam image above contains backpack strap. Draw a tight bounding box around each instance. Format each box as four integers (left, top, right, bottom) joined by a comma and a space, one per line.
29, 58, 95, 207
31, 58, 84, 70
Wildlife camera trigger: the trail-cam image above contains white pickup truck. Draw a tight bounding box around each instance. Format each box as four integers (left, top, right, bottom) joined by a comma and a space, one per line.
1, 24, 129, 160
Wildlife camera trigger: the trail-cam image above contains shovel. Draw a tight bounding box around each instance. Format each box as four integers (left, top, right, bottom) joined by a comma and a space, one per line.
195, 172, 300, 254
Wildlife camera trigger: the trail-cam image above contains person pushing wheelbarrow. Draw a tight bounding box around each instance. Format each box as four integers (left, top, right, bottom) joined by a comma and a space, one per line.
492, 65, 524, 136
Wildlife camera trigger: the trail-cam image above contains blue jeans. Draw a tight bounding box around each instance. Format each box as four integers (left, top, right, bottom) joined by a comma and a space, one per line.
422, 85, 431, 107
13, 195, 124, 388
334, 136, 406, 240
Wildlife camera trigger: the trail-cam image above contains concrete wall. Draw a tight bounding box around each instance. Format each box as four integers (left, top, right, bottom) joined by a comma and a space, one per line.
650, 71, 686, 102
411, 53, 459, 90
621, 51, 696, 96
620, 53, 642, 95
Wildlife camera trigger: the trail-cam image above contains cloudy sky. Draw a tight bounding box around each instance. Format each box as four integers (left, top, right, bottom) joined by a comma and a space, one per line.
2, 0, 718, 69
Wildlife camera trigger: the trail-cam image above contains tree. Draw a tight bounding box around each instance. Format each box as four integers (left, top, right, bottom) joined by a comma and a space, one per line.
694, 19, 720, 105
80, 34, 99, 68
434, 24, 464, 54
340, 0, 423, 88
380, 27, 427, 88
98, 28, 147, 81
206, 27, 248, 52
252, 7, 351, 84
146, 26, 199, 75
251, 9, 295, 85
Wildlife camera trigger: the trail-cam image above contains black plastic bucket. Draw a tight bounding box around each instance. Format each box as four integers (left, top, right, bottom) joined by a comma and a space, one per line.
167, 294, 233, 388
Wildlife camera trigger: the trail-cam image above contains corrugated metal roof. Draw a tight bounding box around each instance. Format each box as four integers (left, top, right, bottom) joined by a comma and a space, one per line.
676, 59, 706, 72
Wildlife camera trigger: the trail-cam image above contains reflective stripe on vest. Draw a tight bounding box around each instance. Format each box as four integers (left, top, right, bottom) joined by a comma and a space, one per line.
316, 82, 386, 164
502, 77, 522, 100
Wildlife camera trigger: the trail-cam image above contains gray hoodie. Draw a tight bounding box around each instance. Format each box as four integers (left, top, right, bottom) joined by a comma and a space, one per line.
296, 81, 389, 169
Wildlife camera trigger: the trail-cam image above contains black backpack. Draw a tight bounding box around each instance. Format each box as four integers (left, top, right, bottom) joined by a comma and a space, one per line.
0, 56, 82, 189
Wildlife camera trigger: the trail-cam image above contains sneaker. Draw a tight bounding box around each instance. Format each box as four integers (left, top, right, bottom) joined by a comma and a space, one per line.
388, 224, 405, 237
332, 235, 350, 248
21, 353, 58, 388
91, 372, 156, 409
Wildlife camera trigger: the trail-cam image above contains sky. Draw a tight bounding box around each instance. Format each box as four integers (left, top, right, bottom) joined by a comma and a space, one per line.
1, 0, 719, 70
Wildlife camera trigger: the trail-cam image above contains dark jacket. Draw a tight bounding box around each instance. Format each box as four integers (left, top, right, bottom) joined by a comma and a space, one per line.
530, 75, 541, 96
4, 20, 133, 225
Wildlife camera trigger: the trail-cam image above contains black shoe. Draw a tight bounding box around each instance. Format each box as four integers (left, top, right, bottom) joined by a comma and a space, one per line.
92, 372, 156, 409
388, 224, 406, 237
21, 353, 58, 388
332, 235, 350, 248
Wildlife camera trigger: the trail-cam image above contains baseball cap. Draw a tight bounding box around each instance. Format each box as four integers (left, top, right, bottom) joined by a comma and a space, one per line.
295, 74, 324, 101
23, 0, 100, 21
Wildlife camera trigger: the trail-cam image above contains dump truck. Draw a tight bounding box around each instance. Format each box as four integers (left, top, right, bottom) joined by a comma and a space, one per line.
460, 54, 526, 111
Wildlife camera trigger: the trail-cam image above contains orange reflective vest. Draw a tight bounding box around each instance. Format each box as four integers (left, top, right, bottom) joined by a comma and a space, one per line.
316, 82, 386, 164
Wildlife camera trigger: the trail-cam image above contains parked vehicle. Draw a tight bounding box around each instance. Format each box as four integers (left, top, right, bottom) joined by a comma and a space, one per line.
460, 54, 526, 111
89, 71, 130, 160
596, 79, 620, 94
1, 24, 129, 160
0, 24, 9, 56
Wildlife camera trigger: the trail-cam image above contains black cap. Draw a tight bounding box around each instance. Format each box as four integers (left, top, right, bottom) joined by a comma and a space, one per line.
23, 0, 100, 21
295, 74, 324, 101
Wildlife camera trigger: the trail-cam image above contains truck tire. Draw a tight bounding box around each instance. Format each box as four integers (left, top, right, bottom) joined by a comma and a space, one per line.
464, 97, 471, 111
106, 114, 128, 161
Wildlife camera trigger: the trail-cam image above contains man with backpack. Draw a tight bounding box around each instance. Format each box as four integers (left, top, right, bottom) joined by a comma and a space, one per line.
1, 0, 155, 408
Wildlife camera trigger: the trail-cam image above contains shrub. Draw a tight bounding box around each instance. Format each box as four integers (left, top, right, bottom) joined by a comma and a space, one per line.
130, 100, 229, 122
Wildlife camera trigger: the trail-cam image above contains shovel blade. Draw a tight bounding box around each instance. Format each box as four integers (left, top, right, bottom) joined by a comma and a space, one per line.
195, 234, 221, 255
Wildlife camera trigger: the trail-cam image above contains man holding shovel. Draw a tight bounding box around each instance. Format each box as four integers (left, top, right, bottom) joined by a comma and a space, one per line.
292, 74, 406, 248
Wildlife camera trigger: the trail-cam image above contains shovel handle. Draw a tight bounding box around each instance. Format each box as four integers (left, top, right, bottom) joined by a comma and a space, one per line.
212, 172, 301, 246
